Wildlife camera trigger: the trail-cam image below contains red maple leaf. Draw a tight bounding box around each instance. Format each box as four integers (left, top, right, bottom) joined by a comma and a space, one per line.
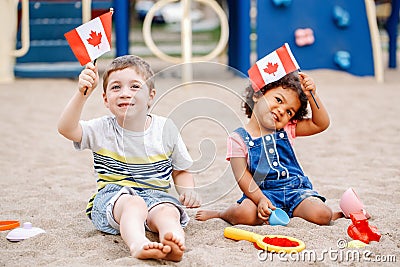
263, 62, 279, 76
87, 30, 102, 49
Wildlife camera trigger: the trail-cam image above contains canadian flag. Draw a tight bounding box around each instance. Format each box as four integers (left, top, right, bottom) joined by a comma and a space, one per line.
64, 10, 113, 66
248, 43, 300, 92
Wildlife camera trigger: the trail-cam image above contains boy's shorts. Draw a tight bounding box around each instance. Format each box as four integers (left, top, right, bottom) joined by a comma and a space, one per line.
91, 183, 190, 234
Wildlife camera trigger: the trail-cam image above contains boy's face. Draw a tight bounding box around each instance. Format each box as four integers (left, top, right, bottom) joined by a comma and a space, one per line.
103, 67, 155, 125
253, 86, 300, 131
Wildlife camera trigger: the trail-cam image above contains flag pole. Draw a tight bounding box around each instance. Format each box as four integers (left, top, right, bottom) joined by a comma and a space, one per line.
299, 69, 319, 109
309, 90, 319, 109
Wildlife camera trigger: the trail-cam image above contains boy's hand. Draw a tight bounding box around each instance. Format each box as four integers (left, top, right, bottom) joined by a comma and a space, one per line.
179, 190, 201, 208
257, 197, 275, 223
299, 72, 316, 98
78, 62, 98, 96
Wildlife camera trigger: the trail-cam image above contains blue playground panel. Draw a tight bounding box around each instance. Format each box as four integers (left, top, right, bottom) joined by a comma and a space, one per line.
228, 0, 390, 76
255, 0, 376, 77
15, 0, 112, 78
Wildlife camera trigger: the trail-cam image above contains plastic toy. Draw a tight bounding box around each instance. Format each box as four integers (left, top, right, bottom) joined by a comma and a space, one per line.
224, 227, 305, 253
268, 208, 290, 226
294, 28, 315, 47
332, 5, 351, 28
334, 51, 351, 70
272, 0, 292, 7
340, 188, 371, 219
347, 240, 368, 248
347, 211, 381, 244
0, 220, 20, 231
6, 222, 45, 242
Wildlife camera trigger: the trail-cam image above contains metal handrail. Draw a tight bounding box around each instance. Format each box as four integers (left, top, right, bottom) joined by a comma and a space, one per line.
82, 0, 92, 22
12, 0, 30, 57
13, 0, 91, 57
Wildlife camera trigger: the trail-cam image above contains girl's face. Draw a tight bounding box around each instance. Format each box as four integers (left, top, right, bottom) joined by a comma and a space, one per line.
103, 67, 155, 126
252, 86, 301, 131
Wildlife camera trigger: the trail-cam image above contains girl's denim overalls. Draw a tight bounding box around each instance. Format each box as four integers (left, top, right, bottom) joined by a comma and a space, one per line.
235, 127, 325, 217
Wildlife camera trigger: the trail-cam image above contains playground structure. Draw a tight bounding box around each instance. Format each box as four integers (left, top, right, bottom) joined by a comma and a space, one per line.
0, 0, 111, 82
141, 0, 229, 81
0, 0, 398, 83
228, 0, 399, 83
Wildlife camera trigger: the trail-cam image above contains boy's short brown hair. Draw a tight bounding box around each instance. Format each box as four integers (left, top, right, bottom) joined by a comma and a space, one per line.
102, 55, 155, 94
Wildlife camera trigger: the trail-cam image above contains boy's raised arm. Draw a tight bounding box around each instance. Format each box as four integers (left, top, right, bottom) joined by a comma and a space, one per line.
58, 63, 98, 143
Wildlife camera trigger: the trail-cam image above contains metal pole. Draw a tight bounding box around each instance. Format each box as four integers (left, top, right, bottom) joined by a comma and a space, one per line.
227, 0, 251, 74
114, 0, 130, 56
181, 0, 193, 82
82, 0, 92, 22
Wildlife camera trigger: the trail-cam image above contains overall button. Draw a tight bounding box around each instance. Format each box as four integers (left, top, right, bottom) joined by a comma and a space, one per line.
268, 148, 274, 154
279, 132, 285, 138
281, 171, 286, 176
273, 161, 278, 167
248, 141, 254, 147
265, 136, 271, 141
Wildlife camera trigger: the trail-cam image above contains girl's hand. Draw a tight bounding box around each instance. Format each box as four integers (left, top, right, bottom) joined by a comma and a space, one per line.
179, 190, 201, 208
299, 72, 316, 98
257, 197, 275, 222
78, 62, 98, 96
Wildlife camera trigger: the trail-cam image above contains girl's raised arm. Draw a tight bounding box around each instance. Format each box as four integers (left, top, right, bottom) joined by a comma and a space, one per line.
295, 72, 330, 137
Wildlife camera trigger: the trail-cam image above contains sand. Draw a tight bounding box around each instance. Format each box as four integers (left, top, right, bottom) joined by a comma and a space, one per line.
0, 57, 399, 266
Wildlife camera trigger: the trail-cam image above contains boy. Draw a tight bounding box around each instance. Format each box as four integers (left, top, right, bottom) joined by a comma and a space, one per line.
58, 55, 200, 261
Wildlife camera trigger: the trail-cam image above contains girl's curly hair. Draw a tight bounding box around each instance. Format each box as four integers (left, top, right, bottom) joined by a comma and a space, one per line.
243, 71, 308, 121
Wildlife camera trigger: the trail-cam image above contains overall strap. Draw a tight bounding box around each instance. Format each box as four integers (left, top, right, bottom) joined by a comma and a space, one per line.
233, 127, 251, 145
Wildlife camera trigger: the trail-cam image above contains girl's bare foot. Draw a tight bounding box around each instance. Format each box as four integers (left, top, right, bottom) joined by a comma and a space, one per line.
332, 211, 345, 220
131, 241, 171, 260
195, 210, 221, 221
161, 232, 185, 262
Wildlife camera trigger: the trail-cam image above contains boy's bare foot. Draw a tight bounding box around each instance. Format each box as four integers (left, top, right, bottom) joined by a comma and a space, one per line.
195, 210, 220, 221
131, 241, 171, 260
161, 232, 185, 262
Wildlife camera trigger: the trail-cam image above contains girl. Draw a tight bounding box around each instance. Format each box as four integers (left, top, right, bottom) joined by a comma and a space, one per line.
196, 71, 339, 225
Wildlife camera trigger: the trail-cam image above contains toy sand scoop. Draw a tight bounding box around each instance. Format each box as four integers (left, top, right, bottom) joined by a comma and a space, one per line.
224, 227, 305, 253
